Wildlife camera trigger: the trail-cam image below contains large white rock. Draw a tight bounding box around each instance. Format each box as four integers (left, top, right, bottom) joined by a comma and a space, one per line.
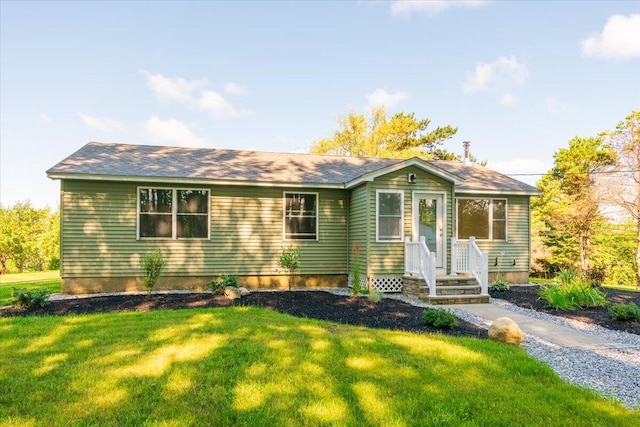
224, 286, 241, 300
488, 317, 524, 345
238, 287, 250, 296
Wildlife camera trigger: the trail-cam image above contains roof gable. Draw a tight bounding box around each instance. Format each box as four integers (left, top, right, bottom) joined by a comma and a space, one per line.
47, 142, 540, 195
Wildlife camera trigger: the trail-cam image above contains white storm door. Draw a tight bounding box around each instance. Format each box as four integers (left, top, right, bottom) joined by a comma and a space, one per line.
413, 193, 444, 268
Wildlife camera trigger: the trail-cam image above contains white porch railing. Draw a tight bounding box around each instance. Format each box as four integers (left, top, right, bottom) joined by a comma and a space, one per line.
404, 236, 437, 297
450, 237, 489, 296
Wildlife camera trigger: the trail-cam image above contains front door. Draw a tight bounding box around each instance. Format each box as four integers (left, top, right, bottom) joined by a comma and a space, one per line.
413, 193, 444, 269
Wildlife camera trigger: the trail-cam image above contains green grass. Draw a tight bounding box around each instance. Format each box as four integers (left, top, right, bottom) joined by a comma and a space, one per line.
603, 284, 640, 293
0, 270, 61, 306
1, 308, 637, 426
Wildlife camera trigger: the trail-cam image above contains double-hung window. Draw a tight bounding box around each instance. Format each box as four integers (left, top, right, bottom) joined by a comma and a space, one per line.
376, 190, 403, 242
284, 192, 318, 240
138, 188, 210, 239
457, 198, 506, 241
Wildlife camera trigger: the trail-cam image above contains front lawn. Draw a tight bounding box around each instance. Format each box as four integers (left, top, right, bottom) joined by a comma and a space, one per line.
1, 308, 637, 426
0, 270, 61, 306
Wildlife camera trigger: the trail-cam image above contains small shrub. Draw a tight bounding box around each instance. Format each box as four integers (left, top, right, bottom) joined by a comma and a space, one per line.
209, 274, 238, 294
422, 308, 457, 329
367, 288, 383, 303
490, 280, 510, 292
278, 246, 301, 291
142, 248, 166, 295
608, 302, 640, 321
11, 287, 50, 309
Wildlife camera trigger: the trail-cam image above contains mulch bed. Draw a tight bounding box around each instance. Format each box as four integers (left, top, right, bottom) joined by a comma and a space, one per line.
491, 285, 640, 335
0, 291, 487, 338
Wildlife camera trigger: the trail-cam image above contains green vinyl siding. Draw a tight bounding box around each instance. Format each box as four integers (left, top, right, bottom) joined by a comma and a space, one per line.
348, 184, 368, 277
456, 194, 531, 275
60, 180, 348, 278
366, 166, 454, 277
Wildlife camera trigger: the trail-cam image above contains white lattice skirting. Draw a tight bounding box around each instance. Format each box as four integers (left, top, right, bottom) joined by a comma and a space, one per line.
368, 277, 403, 293
347, 274, 368, 289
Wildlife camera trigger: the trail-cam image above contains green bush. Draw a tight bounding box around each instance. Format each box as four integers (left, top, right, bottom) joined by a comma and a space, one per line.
538, 280, 607, 310
422, 308, 457, 329
209, 274, 238, 294
11, 287, 50, 309
490, 280, 510, 292
142, 248, 166, 295
608, 302, 640, 321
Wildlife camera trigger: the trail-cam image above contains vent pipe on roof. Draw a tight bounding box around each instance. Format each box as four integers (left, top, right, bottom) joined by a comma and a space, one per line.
463, 141, 471, 166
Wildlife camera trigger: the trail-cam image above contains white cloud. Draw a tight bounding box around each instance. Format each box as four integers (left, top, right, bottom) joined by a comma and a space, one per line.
366, 88, 409, 108
143, 116, 205, 147
197, 90, 246, 119
581, 14, 640, 61
141, 70, 207, 103
78, 113, 126, 132
223, 82, 249, 95
500, 93, 517, 107
391, 0, 490, 16
39, 113, 51, 123
462, 55, 528, 93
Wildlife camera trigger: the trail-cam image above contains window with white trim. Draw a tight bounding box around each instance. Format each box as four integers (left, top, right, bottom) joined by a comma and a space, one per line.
284, 193, 318, 240
138, 188, 210, 239
457, 198, 506, 241
377, 190, 403, 241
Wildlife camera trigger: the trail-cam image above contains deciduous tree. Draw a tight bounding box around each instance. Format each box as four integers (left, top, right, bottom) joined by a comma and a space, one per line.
310, 107, 459, 160
0, 201, 59, 272
600, 111, 640, 286
534, 136, 616, 273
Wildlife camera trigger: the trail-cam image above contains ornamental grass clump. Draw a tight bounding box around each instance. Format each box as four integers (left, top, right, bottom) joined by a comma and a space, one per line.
538, 269, 607, 310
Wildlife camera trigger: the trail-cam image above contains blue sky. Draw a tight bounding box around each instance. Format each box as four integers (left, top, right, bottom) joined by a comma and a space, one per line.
1, 0, 639, 208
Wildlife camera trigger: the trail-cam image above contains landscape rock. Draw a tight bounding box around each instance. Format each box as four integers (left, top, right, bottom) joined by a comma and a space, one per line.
238, 287, 250, 296
488, 317, 524, 345
224, 286, 241, 300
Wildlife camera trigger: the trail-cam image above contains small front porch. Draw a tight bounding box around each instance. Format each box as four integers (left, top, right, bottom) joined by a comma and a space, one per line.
403, 236, 490, 304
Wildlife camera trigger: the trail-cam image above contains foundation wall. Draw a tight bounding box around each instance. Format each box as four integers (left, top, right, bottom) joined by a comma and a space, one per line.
61, 274, 348, 295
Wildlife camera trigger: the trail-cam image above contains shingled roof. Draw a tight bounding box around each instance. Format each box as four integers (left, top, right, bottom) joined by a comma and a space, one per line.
47, 142, 540, 195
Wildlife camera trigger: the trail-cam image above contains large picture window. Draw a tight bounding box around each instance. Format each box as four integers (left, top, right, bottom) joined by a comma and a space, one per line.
377, 190, 403, 242
284, 193, 318, 240
138, 188, 209, 239
457, 198, 506, 241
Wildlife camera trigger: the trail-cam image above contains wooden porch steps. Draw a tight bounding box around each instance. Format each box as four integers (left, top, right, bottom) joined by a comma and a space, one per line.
402, 275, 490, 304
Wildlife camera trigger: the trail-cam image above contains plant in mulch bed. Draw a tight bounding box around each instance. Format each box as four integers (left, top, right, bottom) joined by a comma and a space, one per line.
608, 302, 640, 321
490, 251, 510, 292
367, 288, 383, 303
11, 287, 50, 309
278, 246, 301, 291
350, 241, 362, 297
422, 308, 457, 329
538, 268, 607, 310
142, 248, 166, 296
208, 274, 238, 295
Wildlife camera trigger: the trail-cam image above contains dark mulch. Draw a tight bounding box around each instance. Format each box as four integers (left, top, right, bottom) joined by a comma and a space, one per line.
0, 291, 487, 338
491, 285, 640, 335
